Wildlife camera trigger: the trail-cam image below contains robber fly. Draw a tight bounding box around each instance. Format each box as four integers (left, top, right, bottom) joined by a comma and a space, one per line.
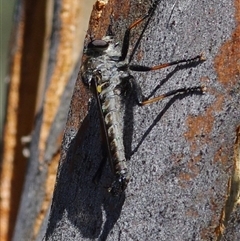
81, 0, 205, 196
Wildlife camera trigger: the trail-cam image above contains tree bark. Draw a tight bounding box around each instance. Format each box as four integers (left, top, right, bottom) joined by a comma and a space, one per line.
44, 0, 240, 240
2, 0, 239, 240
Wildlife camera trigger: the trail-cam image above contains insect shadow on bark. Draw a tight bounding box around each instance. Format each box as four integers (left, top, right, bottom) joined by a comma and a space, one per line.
44, 101, 125, 240
120, 0, 204, 158
128, 61, 204, 157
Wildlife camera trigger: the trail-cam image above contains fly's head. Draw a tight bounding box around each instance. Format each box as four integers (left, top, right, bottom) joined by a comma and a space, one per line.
84, 39, 109, 57
84, 36, 121, 59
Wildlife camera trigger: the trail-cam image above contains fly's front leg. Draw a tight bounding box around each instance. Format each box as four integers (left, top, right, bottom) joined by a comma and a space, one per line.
119, 14, 150, 61
130, 78, 206, 106
119, 0, 162, 61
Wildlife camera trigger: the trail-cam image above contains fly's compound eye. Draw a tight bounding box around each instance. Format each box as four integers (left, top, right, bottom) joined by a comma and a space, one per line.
87, 40, 109, 52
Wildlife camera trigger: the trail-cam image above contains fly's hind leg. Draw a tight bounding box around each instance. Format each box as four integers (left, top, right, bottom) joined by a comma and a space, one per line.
129, 77, 206, 106
140, 85, 206, 106
128, 52, 206, 105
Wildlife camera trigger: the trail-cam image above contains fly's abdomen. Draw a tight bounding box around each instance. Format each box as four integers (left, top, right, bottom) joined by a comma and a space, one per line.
102, 93, 126, 166
101, 85, 130, 195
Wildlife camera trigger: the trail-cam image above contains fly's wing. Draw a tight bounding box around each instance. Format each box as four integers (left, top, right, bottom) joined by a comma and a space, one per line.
90, 75, 114, 174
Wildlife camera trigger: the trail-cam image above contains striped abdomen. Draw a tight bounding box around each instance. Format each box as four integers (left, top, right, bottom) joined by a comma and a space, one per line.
100, 80, 130, 195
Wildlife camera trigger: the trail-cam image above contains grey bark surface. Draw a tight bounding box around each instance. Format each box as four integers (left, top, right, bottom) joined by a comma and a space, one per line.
45, 0, 239, 240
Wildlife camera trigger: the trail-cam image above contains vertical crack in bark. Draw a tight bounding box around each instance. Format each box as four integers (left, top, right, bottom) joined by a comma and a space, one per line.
216, 126, 240, 240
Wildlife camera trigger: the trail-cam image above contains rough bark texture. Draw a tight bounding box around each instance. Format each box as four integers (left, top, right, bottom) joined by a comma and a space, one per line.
2, 0, 239, 240
44, 0, 240, 241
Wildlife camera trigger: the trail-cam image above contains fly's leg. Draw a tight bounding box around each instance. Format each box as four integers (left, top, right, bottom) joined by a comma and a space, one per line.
130, 77, 206, 106
129, 53, 206, 72
119, 0, 162, 61
120, 13, 152, 61
128, 52, 206, 105
140, 86, 206, 106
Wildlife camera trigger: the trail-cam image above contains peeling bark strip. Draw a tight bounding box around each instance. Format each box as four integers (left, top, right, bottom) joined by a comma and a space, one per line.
219, 126, 240, 241
215, 1, 240, 239
2, 1, 95, 241
44, 0, 240, 240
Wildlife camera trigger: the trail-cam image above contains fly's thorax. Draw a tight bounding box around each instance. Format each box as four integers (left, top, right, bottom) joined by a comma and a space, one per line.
81, 43, 116, 85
